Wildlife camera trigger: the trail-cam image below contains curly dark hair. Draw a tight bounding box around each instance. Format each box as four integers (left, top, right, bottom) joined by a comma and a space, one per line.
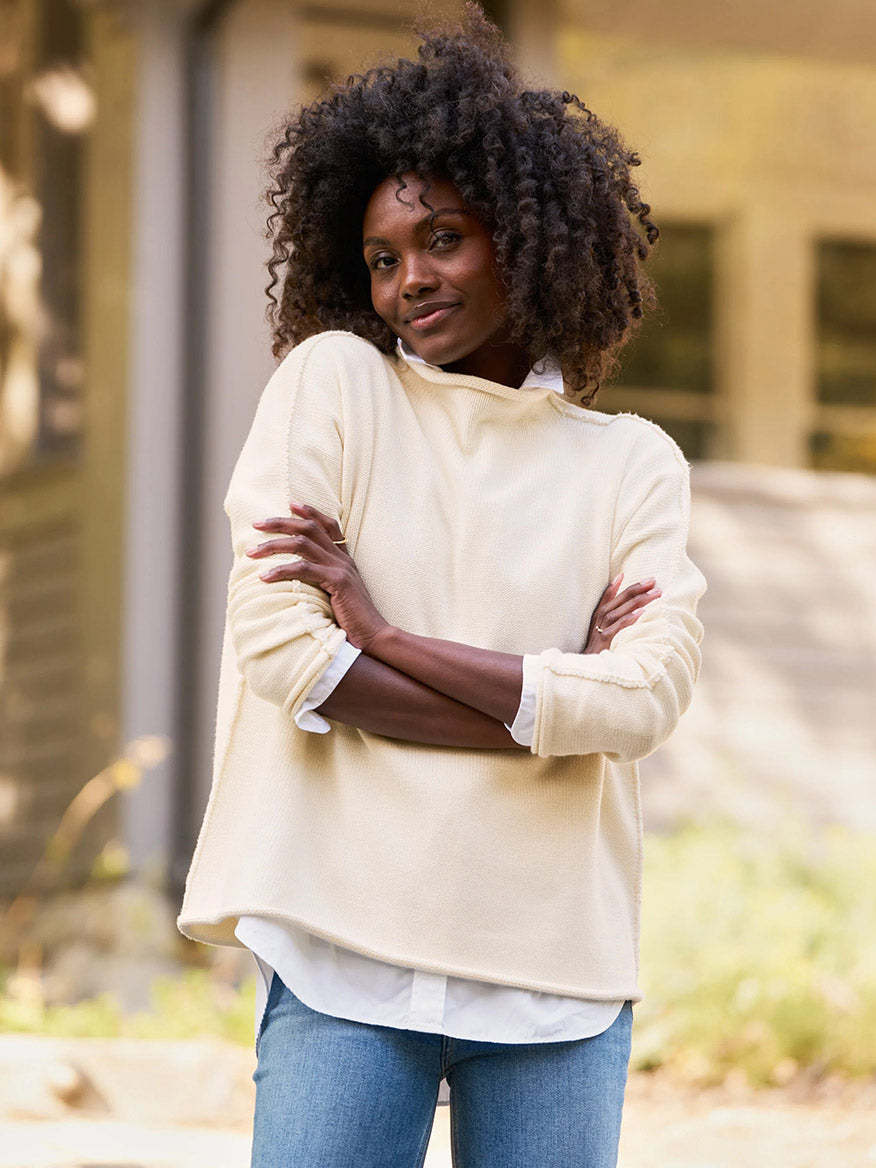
265, 4, 657, 404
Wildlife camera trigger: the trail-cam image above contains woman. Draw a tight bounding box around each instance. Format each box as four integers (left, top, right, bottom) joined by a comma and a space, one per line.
178, 10, 705, 1167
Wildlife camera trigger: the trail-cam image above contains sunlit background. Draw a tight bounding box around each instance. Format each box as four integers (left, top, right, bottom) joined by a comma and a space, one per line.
1, 1, 875, 1164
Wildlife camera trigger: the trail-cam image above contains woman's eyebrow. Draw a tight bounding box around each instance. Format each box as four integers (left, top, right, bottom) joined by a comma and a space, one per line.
363, 208, 473, 249
428, 207, 472, 218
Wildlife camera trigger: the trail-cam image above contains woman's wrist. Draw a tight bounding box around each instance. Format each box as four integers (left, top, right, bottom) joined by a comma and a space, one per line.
316, 652, 528, 749
359, 624, 523, 725
364, 622, 402, 662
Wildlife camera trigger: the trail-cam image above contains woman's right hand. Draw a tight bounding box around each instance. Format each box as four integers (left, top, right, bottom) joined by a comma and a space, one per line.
247, 503, 393, 652
583, 574, 661, 654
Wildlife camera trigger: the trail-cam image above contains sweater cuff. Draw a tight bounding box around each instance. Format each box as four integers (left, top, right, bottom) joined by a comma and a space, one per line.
294, 638, 362, 733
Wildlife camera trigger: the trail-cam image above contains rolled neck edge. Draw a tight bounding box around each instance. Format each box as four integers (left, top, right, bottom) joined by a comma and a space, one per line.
391, 350, 560, 402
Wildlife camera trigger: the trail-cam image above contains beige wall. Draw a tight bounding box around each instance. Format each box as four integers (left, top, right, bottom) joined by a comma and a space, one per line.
559, 31, 876, 466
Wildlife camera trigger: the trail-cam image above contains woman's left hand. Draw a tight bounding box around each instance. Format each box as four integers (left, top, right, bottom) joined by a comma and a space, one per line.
246, 503, 388, 651
583, 573, 662, 654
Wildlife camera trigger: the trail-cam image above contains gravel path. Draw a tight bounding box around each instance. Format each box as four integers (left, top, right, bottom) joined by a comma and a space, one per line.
3, 1076, 874, 1167
617, 1075, 876, 1168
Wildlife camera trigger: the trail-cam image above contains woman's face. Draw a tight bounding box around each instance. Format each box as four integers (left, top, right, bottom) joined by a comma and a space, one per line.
362, 173, 529, 385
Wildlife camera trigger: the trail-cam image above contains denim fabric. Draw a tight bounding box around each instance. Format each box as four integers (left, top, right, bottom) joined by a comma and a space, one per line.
251, 972, 632, 1168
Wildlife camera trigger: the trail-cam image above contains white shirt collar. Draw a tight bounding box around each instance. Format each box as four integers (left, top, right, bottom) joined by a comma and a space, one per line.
396, 338, 564, 396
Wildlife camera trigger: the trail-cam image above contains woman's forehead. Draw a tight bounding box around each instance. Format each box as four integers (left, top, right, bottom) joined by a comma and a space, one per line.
362, 173, 470, 236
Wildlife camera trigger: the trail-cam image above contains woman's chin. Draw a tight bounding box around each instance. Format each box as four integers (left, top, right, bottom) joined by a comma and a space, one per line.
401, 335, 467, 368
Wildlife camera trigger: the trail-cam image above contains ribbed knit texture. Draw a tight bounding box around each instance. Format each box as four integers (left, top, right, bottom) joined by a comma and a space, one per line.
178, 332, 706, 1002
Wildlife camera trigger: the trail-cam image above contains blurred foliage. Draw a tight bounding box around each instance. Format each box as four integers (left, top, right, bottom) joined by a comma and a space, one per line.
0, 968, 256, 1047
2, 821, 875, 1090
127, 969, 256, 1045
634, 821, 876, 1086
0, 986, 121, 1040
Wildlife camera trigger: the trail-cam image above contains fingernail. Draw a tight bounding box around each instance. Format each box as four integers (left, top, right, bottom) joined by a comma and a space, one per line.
245, 546, 259, 556
259, 570, 275, 581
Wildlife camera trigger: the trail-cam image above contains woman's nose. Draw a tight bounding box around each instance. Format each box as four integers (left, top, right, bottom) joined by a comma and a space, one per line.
400, 253, 438, 298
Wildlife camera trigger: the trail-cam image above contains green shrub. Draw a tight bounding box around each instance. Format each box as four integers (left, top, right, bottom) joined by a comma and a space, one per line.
128, 969, 255, 1046
634, 821, 876, 1085
0, 967, 256, 1046
0, 988, 123, 1039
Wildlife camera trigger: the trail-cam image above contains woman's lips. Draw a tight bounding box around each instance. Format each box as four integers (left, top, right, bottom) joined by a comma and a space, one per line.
406, 303, 460, 330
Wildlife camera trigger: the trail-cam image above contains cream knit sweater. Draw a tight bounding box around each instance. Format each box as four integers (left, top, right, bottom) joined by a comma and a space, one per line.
178, 331, 705, 1002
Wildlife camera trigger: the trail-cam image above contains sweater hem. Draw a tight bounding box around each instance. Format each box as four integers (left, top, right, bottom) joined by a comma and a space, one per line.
176, 907, 643, 1005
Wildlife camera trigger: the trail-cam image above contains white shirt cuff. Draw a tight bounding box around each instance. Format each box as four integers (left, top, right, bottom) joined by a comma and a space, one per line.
505, 654, 538, 747
294, 638, 361, 733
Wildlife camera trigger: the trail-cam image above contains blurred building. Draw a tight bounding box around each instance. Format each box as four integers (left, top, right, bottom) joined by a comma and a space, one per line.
0, 0, 874, 926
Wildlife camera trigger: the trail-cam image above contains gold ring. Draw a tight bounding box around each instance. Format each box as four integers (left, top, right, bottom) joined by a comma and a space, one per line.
332, 538, 347, 545
595, 624, 605, 633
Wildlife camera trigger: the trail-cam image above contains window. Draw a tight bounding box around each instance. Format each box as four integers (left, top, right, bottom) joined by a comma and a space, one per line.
810, 239, 876, 474
603, 223, 715, 460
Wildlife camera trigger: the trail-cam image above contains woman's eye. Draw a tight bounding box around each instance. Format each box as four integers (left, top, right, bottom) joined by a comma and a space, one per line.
430, 230, 461, 250
369, 253, 397, 271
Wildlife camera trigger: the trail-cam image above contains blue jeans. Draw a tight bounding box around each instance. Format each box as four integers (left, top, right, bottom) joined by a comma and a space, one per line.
251, 973, 632, 1168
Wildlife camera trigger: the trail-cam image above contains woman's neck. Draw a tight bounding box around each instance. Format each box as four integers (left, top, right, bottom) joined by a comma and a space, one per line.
443, 340, 532, 389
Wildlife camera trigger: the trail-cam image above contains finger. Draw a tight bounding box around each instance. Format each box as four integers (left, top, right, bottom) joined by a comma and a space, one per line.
593, 608, 644, 647
607, 578, 656, 608
289, 501, 331, 525
600, 579, 658, 617
246, 535, 329, 560
252, 516, 298, 533
595, 574, 623, 613
289, 502, 345, 543
252, 515, 338, 554
600, 573, 623, 603
602, 585, 661, 624
259, 558, 324, 584
600, 596, 660, 633
609, 607, 650, 634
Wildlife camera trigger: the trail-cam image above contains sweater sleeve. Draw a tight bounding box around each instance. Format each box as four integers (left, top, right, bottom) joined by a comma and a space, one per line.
294, 638, 361, 733
528, 429, 706, 763
223, 337, 349, 717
